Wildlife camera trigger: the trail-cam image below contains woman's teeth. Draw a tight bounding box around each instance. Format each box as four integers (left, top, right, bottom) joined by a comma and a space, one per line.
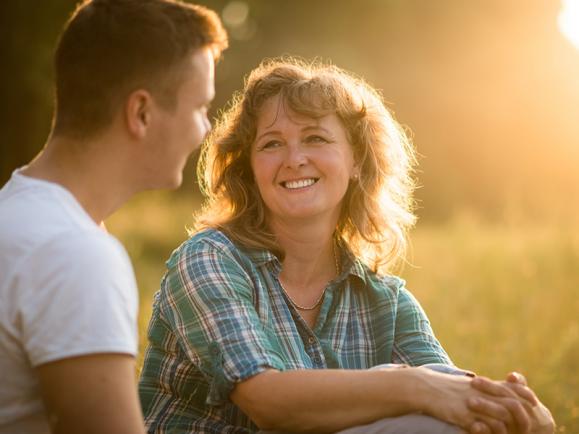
283, 178, 317, 189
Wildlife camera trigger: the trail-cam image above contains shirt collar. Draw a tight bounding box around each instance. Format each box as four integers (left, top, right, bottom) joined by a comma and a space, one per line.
243, 247, 279, 267
242, 241, 367, 286
337, 242, 367, 286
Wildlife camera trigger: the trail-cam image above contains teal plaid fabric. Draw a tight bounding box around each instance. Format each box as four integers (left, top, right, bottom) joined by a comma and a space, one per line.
139, 229, 451, 433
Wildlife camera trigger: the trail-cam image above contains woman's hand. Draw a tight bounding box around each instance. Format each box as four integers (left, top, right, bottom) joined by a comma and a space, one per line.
466, 379, 534, 434
468, 372, 555, 434
415, 367, 519, 433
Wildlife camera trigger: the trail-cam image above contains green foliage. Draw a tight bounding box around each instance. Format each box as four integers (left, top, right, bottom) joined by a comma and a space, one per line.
107, 196, 579, 432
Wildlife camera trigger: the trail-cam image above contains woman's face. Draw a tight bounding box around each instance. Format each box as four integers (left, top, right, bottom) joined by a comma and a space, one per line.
250, 95, 356, 225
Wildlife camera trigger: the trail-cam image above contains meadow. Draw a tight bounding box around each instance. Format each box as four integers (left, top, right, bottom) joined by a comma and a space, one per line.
107, 191, 579, 433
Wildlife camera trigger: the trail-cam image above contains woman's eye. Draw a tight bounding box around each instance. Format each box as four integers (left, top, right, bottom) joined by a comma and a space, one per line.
306, 135, 328, 144
261, 140, 281, 150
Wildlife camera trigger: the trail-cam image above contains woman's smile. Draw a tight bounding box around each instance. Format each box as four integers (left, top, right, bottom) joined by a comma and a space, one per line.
280, 177, 319, 190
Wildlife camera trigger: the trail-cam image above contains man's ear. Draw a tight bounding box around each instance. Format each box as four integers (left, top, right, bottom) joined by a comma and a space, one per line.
125, 89, 153, 139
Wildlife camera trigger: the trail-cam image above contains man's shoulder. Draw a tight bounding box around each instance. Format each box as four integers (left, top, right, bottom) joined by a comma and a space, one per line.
40, 228, 127, 266
0, 172, 119, 261
0, 194, 129, 295
2, 225, 131, 302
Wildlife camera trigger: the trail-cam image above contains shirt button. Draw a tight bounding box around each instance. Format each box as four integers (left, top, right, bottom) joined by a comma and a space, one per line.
313, 356, 321, 364
308, 336, 316, 344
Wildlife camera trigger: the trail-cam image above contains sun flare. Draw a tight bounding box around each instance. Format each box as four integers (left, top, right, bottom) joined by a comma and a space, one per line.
559, 0, 579, 50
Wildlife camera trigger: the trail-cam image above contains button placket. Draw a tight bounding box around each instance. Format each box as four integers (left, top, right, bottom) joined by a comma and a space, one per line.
305, 335, 324, 367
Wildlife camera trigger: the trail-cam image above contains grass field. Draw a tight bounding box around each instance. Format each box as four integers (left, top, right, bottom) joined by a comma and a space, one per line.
107, 191, 579, 432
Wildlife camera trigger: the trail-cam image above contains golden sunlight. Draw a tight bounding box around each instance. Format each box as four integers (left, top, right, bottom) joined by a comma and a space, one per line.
559, 0, 579, 50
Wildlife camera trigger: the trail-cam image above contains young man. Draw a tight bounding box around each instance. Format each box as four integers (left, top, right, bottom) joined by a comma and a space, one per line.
0, 1, 227, 433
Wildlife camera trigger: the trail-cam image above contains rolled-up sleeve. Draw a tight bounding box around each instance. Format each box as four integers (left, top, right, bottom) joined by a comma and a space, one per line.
392, 285, 453, 366
158, 239, 286, 406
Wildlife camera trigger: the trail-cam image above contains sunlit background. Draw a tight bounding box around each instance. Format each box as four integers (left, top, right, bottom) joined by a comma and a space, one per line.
560, 0, 579, 50
0, 0, 577, 431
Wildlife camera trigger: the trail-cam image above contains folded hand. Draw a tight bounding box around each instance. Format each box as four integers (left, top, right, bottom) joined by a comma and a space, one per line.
467, 372, 555, 434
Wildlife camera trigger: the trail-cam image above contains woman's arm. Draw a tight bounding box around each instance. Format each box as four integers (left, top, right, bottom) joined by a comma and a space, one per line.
231, 365, 529, 433
390, 284, 453, 366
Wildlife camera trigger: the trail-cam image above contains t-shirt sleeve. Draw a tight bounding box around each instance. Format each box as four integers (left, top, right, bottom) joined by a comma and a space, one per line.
158, 239, 286, 406
392, 284, 453, 366
18, 232, 139, 366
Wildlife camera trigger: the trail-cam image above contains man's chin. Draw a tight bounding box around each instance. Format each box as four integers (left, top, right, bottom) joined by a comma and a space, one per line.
166, 173, 183, 190
146, 173, 183, 191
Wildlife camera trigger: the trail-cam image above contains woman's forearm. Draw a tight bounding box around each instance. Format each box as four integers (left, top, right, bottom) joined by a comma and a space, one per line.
231, 367, 431, 432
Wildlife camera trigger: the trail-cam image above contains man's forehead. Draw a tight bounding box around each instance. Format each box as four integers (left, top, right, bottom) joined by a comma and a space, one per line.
190, 48, 214, 77
183, 48, 215, 98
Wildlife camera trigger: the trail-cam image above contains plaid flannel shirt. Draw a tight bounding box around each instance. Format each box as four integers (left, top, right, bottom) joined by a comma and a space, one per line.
139, 229, 451, 433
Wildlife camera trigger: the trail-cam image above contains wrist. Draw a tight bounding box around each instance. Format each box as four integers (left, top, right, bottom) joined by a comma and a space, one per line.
387, 367, 432, 414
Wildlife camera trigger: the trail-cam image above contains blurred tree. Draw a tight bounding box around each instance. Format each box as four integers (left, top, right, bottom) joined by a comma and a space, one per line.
0, 0, 77, 185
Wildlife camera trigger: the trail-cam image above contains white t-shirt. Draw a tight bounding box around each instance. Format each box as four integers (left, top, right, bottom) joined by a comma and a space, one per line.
0, 170, 139, 434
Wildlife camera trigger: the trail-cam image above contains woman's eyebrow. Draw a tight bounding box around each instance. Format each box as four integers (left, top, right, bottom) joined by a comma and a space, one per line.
301, 125, 330, 134
254, 130, 281, 142
254, 124, 331, 142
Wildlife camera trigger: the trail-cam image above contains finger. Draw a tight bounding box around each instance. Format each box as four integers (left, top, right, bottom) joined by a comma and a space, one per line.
476, 417, 508, 434
469, 421, 492, 434
471, 377, 518, 399
473, 375, 538, 408
506, 371, 527, 386
504, 381, 538, 406
499, 397, 532, 433
485, 419, 507, 434
467, 396, 513, 425
468, 416, 509, 434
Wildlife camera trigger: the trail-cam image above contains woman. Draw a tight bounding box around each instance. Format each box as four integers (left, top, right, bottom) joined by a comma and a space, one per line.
139, 58, 554, 434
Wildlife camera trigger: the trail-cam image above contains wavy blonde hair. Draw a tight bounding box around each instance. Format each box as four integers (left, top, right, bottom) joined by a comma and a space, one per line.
195, 58, 417, 273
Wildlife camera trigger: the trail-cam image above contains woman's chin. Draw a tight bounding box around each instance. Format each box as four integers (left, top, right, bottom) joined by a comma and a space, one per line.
273, 207, 336, 223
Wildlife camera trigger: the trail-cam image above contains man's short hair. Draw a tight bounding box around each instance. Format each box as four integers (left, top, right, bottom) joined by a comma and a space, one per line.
52, 0, 227, 138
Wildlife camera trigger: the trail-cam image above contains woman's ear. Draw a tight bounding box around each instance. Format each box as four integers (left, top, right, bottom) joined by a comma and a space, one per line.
125, 89, 153, 139
351, 165, 360, 181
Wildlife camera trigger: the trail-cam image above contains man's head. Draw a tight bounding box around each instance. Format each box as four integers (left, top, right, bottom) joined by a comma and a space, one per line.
52, 0, 227, 140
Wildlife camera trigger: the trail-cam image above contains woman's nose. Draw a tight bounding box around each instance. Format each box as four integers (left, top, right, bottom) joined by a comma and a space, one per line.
283, 143, 308, 169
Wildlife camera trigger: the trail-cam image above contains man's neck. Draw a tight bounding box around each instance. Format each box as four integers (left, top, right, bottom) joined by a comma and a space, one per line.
22, 135, 137, 224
